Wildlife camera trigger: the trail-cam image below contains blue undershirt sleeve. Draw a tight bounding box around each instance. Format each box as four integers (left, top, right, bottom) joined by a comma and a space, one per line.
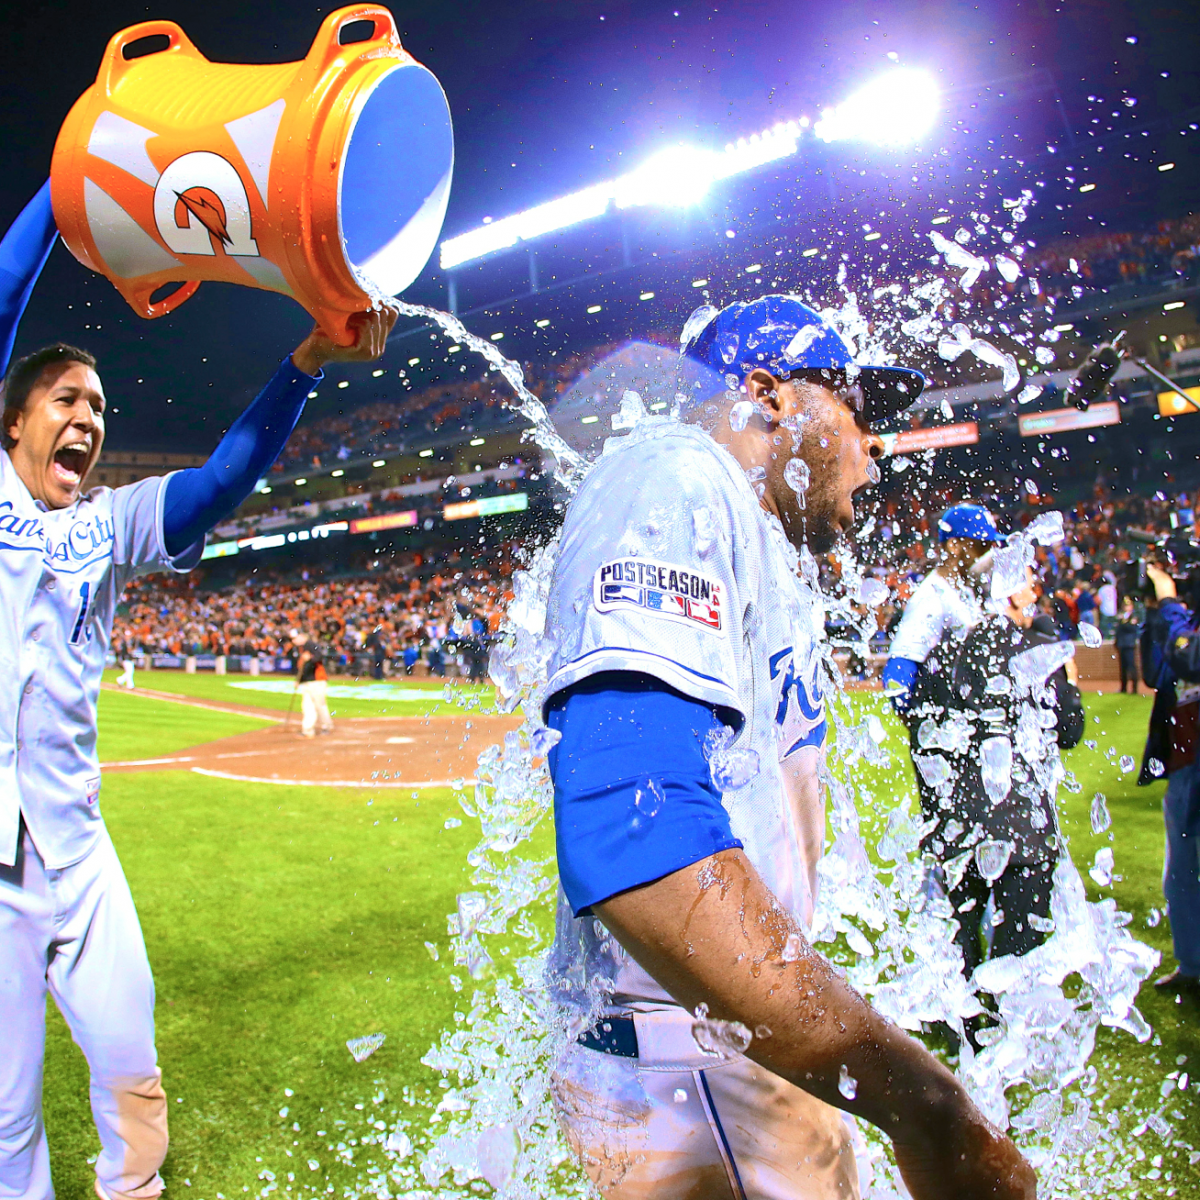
881, 656, 920, 712
162, 356, 321, 557
546, 671, 743, 918
0, 180, 57, 378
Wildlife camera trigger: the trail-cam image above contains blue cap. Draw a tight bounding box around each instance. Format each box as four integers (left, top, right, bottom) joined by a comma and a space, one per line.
681, 294, 925, 424
937, 503, 1000, 543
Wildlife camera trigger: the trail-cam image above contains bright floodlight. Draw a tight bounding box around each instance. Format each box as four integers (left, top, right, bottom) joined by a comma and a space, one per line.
814, 69, 940, 147
615, 145, 716, 209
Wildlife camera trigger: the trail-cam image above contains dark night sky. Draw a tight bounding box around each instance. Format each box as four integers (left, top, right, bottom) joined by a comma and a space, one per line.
0, 0, 1196, 451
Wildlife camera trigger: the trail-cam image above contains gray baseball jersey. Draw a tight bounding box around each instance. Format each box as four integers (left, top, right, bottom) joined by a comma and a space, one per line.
544, 420, 830, 1010
888, 570, 981, 665
0, 449, 199, 869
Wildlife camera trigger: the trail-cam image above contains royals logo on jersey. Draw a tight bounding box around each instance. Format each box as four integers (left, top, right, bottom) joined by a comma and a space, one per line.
593, 557, 726, 635
770, 646, 826, 758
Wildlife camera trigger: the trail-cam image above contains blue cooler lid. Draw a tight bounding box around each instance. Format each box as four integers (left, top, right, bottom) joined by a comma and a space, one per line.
340, 62, 453, 295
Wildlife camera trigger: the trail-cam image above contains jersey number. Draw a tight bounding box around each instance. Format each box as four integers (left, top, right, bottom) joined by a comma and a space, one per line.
70, 581, 92, 645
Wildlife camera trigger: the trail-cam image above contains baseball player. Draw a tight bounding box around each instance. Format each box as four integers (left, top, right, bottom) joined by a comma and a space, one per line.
542, 296, 1033, 1199
292, 632, 333, 737
0, 181, 396, 1200
880, 502, 1000, 711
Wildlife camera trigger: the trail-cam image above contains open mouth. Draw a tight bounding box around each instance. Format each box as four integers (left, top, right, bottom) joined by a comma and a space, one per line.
52, 442, 91, 488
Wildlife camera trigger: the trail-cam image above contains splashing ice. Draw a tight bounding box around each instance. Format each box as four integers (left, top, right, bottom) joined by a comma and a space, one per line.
314, 194, 1188, 1198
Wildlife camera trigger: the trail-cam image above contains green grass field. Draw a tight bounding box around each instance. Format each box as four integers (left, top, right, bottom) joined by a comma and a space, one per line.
38, 686, 1198, 1198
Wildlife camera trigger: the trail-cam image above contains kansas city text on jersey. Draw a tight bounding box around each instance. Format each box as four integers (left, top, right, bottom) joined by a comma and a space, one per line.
593, 557, 725, 633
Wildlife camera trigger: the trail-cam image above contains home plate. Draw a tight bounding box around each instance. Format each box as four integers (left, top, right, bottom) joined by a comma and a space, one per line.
386, 736, 416, 744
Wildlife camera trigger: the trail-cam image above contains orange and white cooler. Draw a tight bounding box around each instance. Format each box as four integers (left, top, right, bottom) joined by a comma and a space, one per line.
50, 5, 453, 343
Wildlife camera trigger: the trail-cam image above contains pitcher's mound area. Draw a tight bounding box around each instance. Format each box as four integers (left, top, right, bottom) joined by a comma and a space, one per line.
103, 714, 521, 788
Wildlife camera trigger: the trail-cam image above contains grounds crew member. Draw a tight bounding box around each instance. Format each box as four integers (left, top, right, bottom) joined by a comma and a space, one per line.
1139, 560, 1200, 995
881, 502, 1000, 710
907, 567, 1084, 995
542, 296, 1034, 1199
0, 182, 396, 1200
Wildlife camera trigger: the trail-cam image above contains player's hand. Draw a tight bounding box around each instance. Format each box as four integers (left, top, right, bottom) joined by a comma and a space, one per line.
893, 1105, 1037, 1200
291, 305, 399, 375
1144, 562, 1177, 601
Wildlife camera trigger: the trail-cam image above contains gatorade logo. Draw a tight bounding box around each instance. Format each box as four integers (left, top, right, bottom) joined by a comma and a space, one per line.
152, 152, 260, 258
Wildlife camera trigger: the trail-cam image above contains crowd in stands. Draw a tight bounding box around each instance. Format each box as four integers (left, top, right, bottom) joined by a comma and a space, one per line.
110, 544, 516, 680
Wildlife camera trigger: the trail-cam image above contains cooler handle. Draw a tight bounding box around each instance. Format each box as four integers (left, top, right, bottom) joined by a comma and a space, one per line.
128, 279, 203, 320
98, 21, 207, 97
306, 5, 403, 73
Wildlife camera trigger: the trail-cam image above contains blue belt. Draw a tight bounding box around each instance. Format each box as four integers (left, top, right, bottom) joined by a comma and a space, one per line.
577, 1016, 639, 1058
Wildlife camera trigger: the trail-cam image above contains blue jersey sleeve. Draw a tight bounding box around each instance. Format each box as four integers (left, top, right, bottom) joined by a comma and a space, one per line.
0, 181, 57, 377
162, 356, 320, 556
546, 671, 742, 917
881, 655, 920, 712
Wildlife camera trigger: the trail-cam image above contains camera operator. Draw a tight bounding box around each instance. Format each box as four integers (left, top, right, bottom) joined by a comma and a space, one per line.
1139, 560, 1200, 995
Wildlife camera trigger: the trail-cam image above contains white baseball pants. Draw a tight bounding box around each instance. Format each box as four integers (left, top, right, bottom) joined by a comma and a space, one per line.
553, 1008, 862, 1199
0, 825, 167, 1200
298, 681, 333, 736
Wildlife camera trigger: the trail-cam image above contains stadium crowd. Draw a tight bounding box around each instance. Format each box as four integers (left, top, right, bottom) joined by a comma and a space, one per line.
111, 543, 515, 679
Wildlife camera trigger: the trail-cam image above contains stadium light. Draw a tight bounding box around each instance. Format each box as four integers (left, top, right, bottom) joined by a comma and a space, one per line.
813, 69, 939, 147
437, 71, 937, 271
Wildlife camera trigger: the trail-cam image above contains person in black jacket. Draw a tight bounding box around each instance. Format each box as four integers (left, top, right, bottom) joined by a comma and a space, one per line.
1115, 595, 1141, 694
909, 569, 1085, 985
1138, 562, 1200, 994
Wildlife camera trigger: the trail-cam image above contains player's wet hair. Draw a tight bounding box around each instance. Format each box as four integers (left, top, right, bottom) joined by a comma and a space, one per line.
2, 342, 97, 449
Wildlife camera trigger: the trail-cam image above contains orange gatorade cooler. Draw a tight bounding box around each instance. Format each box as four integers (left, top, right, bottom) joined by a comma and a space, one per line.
50, 5, 453, 343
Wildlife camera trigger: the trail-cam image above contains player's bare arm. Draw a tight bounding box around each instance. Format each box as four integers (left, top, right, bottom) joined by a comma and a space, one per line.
596, 849, 1037, 1200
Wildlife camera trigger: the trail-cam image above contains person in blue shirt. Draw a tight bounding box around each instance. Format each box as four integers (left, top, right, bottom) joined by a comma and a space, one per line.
0, 181, 396, 1200
1139, 560, 1200, 996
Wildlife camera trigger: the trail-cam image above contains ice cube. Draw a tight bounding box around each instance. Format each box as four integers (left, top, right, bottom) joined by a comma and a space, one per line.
385, 1131, 412, 1157
858, 578, 890, 607
346, 1034, 386, 1063
612, 389, 647, 430
1011, 640, 1074, 692
1089, 847, 1114, 887
692, 1014, 753, 1058
1079, 622, 1102, 648
1090, 793, 1111, 834
530, 726, 562, 757
1119, 754, 1135, 774
784, 324, 823, 359
781, 932, 804, 963
914, 753, 952, 788
980, 735, 1013, 804
673, 1088, 688, 1104
975, 838, 1015, 883
838, 1065, 858, 1100
476, 1125, 518, 1190
710, 747, 760, 792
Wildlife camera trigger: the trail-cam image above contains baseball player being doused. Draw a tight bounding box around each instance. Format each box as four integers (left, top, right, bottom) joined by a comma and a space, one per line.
0, 182, 396, 1200
541, 295, 1034, 1199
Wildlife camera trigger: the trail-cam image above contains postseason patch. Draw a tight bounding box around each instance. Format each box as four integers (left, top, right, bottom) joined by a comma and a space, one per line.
593, 557, 726, 635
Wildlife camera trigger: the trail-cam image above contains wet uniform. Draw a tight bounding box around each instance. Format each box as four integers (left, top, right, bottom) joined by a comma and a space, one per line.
543, 421, 861, 1200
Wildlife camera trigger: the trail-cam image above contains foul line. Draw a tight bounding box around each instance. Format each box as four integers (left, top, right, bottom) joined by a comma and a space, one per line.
101, 683, 282, 722
190, 767, 459, 789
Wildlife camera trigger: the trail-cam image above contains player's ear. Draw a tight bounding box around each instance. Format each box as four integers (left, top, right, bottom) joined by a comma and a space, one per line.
744, 368, 785, 419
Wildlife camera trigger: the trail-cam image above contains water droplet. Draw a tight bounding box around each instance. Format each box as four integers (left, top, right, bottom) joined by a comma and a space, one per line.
635, 778, 665, 818
784, 457, 810, 505
729, 400, 755, 432
838, 1065, 858, 1100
